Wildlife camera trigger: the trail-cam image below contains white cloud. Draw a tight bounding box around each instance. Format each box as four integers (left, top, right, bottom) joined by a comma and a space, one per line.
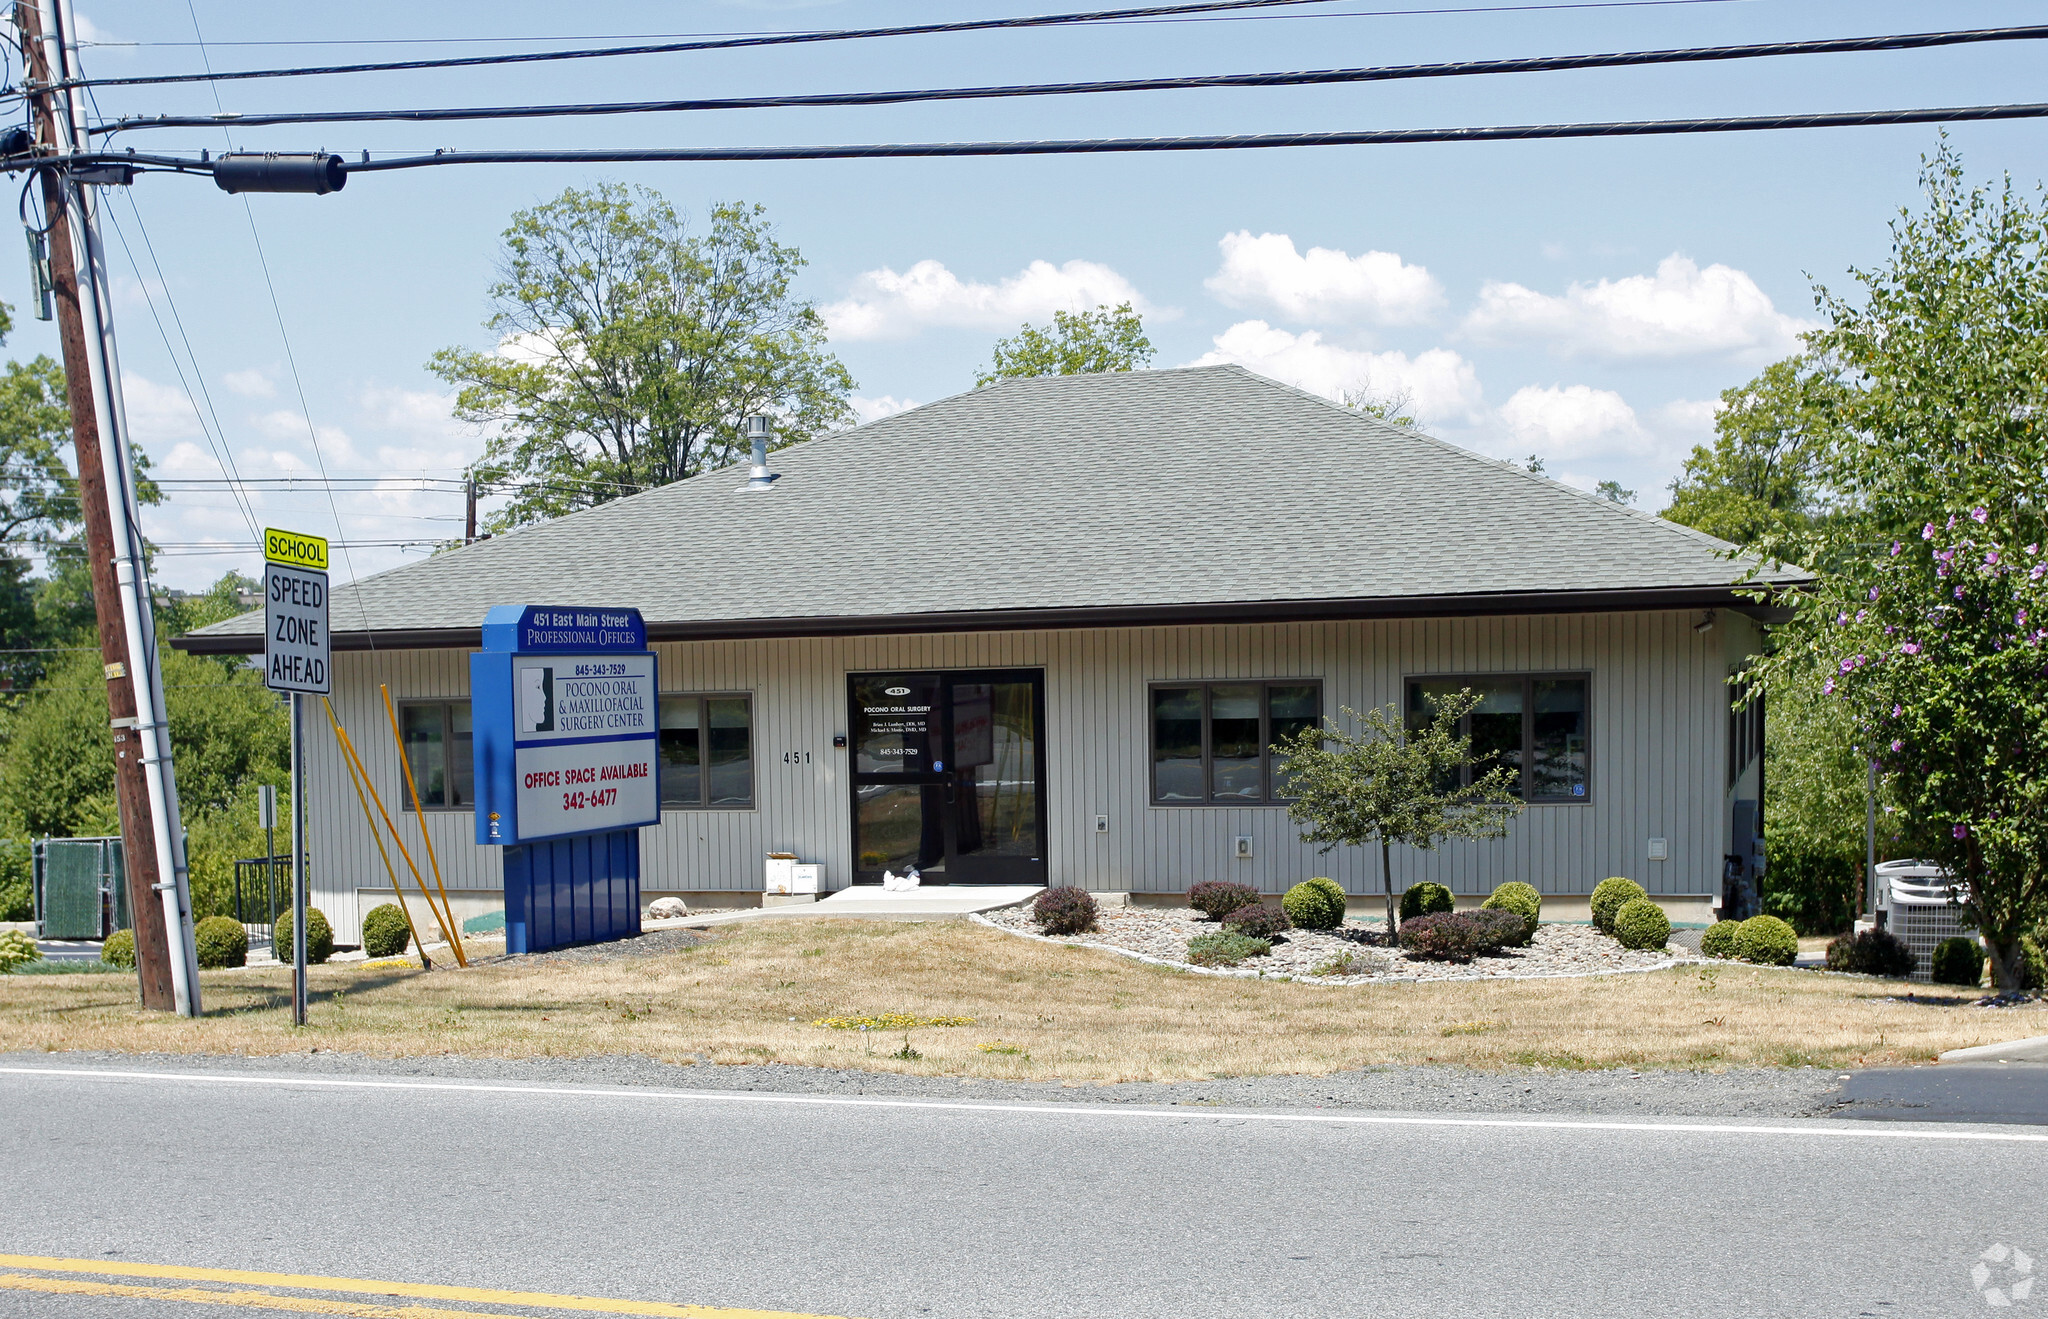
1496, 384, 1654, 459
1462, 254, 1815, 360
850, 395, 920, 425
821, 258, 1150, 340
118, 373, 201, 444
222, 369, 275, 398
1203, 231, 1443, 324
1653, 396, 1722, 436
1183, 320, 1485, 423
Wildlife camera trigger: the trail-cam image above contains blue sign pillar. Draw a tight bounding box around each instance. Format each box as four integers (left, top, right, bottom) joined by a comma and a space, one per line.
471, 606, 659, 954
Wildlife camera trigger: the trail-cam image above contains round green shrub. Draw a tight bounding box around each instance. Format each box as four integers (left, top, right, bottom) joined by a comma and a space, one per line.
1700, 920, 1742, 960
1734, 914, 1797, 967
1480, 881, 1541, 945
360, 903, 413, 959
1930, 936, 1983, 987
1032, 886, 1098, 936
1612, 898, 1672, 952
100, 928, 136, 969
1221, 902, 1291, 939
272, 907, 334, 965
1185, 931, 1271, 967
1282, 877, 1347, 931
1590, 877, 1647, 934
193, 916, 249, 969
0, 928, 42, 973
1399, 881, 1454, 921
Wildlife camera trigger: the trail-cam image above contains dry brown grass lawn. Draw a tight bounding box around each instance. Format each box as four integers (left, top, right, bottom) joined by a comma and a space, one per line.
2, 920, 2039, 1081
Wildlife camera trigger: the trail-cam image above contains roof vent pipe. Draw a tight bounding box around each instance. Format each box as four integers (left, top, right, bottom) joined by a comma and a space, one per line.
740, 415, 778, 492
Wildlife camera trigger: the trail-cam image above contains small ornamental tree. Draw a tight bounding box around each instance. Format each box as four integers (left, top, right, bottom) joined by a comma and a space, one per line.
1797, 514, 2048, 990
1272, 690, 1522, 935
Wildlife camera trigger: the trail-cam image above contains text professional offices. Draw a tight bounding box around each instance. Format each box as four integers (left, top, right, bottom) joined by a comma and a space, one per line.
178, 367, 1795, 945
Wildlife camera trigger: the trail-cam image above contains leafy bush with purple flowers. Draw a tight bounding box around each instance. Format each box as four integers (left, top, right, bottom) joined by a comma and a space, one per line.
1032, 886, 1098, 936
1187, 881, 1262, 921
1221, 902, 1292, 939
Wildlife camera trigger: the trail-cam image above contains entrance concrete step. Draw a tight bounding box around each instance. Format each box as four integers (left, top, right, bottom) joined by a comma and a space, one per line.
650, 884, 1044, 930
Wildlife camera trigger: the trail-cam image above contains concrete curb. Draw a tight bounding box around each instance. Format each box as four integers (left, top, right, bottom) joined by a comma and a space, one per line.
1939, 1034, 2048, 1064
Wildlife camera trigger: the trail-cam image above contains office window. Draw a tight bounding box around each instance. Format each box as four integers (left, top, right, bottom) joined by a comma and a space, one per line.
1149, 681, 1321, 805
1406, 674, 1590, 803
399, 700, 472, 810
660, 694, 754, 808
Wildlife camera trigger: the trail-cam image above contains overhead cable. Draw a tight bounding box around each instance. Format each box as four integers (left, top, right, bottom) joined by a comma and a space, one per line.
51, 0, 1343, 89
343, 102, 2048, 169
77, 0, 1758, 49
93, 25, 2048, 135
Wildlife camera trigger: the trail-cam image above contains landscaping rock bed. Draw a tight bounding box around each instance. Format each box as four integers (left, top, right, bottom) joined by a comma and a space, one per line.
979, 904, 1696, 982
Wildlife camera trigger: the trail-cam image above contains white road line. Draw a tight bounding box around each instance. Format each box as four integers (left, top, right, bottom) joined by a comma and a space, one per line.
3, 1064, 2044, 1143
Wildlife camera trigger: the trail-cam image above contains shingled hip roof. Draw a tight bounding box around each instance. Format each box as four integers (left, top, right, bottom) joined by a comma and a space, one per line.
180, 365, 1802, 653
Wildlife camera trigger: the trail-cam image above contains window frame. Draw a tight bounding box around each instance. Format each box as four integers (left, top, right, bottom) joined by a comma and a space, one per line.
396, 699, 472, 812
1146, 679, 1323, 807
659, 691, 756, 811
1404, 671, 1593, 806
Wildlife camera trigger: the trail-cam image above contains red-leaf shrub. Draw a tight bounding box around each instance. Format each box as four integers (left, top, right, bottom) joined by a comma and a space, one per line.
1467, 908, 1528, 953
1033, 886, 1099, 935
1221, 902, 1292, 939
1825, 928, 1916, 978
1399, 912, 1481, 962
1187, 881, 1261, 920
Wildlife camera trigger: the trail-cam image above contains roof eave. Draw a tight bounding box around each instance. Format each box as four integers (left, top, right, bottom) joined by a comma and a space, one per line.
170, 582, 1806, 655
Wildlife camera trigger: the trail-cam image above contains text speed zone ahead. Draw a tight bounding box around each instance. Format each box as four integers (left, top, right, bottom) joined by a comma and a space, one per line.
514, 652, 659, 838
265, 562, 329, 694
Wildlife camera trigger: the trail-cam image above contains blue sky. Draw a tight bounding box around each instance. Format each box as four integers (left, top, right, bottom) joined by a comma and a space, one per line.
23, 0, 2048, 589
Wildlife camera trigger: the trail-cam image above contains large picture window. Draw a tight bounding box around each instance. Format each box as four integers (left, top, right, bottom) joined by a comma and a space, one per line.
1405, 674, 1590, 803
1150, 681, 1321, 805
660, 693, 754, 808
399, 700, 472, 810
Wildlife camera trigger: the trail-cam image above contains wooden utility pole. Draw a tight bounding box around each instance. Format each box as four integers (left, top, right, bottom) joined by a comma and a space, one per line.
17, 0, 176, 1009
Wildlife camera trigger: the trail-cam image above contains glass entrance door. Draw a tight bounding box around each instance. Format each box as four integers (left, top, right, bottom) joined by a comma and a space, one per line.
849, 669, 1046, 885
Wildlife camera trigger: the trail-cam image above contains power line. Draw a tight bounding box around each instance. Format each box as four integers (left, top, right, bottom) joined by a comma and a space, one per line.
73, 0, 1759, 49
97, 196, 265, 543
54, 1, 1346, 89
96, 25, 2048, 136
297, 101, 2048, 170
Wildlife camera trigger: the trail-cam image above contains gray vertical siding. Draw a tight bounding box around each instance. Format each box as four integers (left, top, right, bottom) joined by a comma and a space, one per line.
308, 610, 1731, 941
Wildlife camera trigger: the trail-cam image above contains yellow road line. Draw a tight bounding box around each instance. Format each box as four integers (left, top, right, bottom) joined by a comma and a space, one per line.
0, 1256, 856, 1319
0, 1273, 531, 1317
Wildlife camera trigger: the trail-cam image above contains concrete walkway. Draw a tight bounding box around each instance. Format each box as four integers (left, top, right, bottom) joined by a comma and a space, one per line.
651, 884, 1043, 930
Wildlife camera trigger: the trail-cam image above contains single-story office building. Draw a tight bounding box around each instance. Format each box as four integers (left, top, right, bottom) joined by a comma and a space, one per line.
178, 366, 1796, 945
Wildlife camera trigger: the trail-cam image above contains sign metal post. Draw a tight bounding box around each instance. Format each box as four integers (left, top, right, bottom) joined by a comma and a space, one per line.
263, 527, 329, 1024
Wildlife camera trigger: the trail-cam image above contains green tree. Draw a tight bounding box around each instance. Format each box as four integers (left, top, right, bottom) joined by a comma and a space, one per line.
430, 185, 854, 531
975, 303, 1152, 386
1271, 690, 1523, 934
1745, 145, 2048, 987
1804, 519, 2048, 989
1660, 354, 1844, 547
1594, 480, 1637, 505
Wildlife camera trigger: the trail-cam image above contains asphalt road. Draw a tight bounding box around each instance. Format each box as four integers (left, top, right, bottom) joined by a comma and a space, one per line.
2, 1064, 2044, 1319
